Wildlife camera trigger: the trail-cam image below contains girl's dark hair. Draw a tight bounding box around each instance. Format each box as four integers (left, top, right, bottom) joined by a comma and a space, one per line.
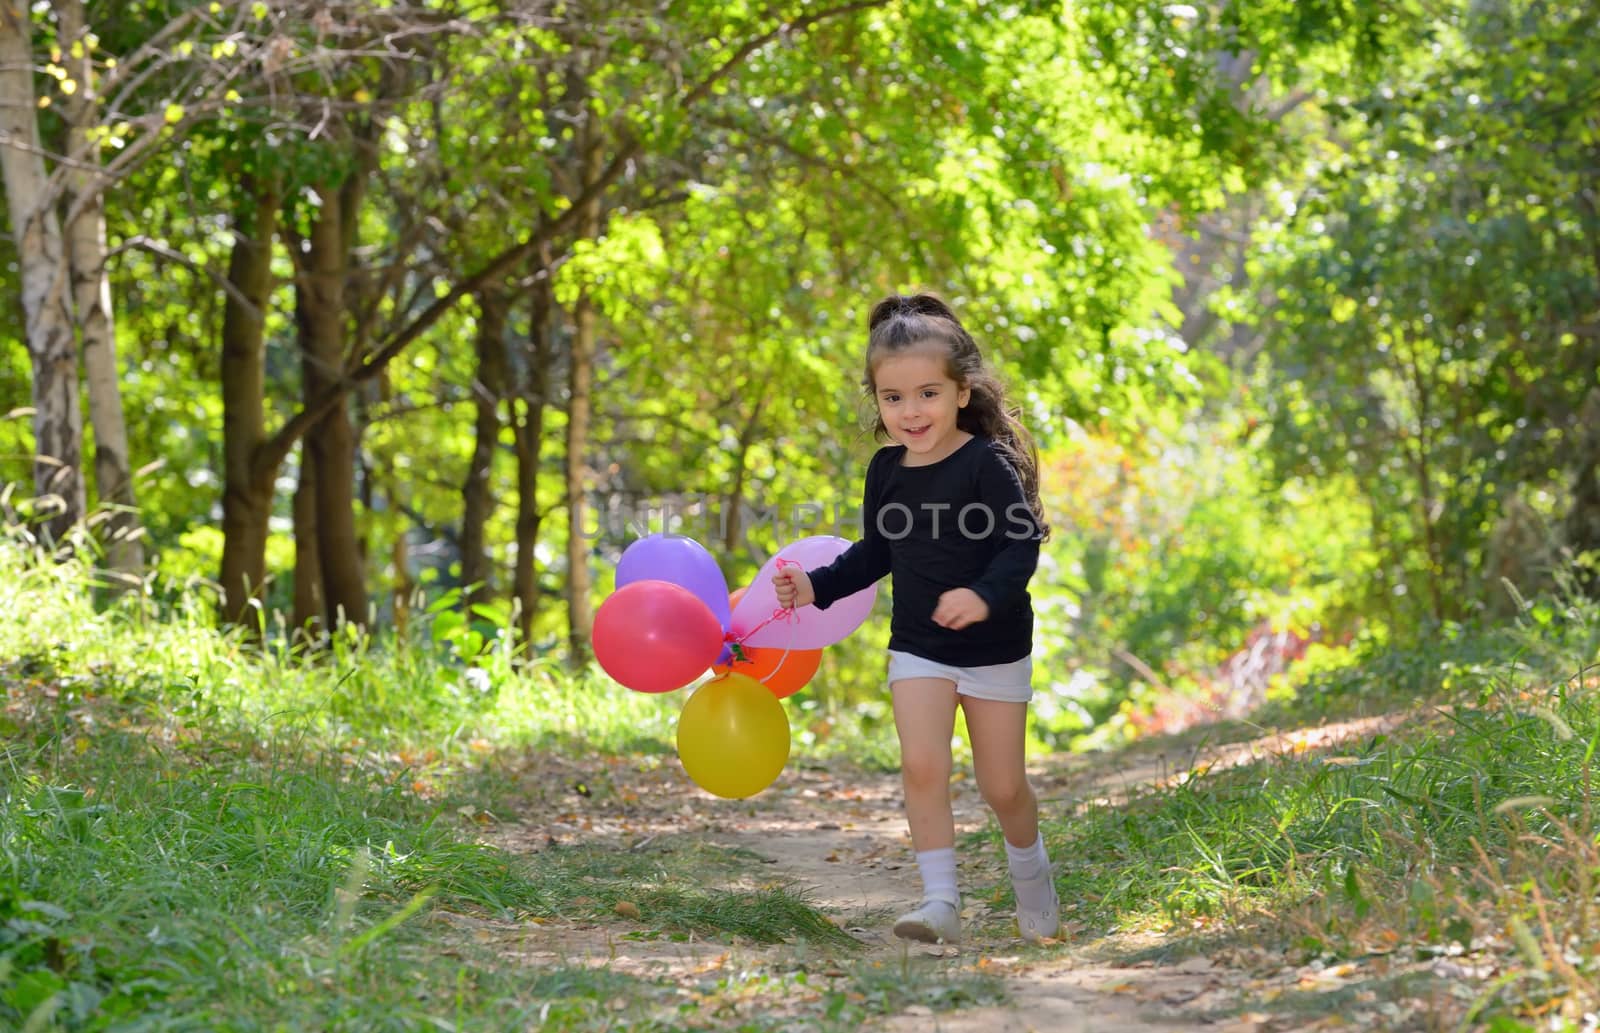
863, 292, 1050, 539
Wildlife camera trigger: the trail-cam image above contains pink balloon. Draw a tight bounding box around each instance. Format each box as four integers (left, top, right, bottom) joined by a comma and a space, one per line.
728, 536, 879, 649
594, 580, 724, 693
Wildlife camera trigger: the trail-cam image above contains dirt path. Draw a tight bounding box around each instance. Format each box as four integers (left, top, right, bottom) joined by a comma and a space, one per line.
703, 765, 1235, 1033
478, 715, 1439, 1032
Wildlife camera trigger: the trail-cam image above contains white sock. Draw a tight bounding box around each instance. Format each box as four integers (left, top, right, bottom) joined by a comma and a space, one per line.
1005, 836, 1055, 911
915, 847, 960, 908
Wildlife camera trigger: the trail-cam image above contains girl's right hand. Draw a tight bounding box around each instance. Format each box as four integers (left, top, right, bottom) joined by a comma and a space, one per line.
772, 568, 815, 609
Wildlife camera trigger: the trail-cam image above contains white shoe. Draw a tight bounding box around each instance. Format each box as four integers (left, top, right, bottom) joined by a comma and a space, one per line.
1017, 879, 1060, 942
892, 899, 962, 944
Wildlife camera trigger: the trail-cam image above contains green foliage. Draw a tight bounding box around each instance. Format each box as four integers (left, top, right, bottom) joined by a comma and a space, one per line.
1245, 0, 1600, 628
6, 0, 1318, 644
0, 510, 906, 766
8, 0, 1598, 759
1029, 404, 1375, 744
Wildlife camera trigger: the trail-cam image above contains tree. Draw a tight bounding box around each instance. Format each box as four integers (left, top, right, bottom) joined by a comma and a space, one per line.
218, 171, 281, 628
1252, 0, 1600, 619
4, 0, 1408, 658
512, 248, 556, 649
55, 0, 143, 576
1, 0, 84, 543
459, 287, 507, 612
2, 1, 282, 556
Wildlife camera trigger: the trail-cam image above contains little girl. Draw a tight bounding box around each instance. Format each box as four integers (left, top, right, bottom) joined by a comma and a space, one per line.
773, 292, 1058, 945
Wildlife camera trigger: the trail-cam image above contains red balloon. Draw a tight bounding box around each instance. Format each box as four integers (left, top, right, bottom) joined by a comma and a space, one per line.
594, 580, 723, 693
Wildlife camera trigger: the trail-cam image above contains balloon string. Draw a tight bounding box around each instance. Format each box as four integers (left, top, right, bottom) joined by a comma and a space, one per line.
764, 599, 799, 681
763, 559, 801, 679
730, 558, 802, 642
727, 558, 802, 677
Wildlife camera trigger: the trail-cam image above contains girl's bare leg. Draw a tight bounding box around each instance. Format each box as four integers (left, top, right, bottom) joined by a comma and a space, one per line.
890, 677, 960, 850
962, 694, 1060, 941
960, 696, 1036, 847
890, 677, 964, 942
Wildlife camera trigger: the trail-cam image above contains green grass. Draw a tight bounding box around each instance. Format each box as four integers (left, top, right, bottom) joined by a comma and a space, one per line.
0, 536, 883, 1031
1007, 595, 1600, 1028
0, 682, 860, 1030
17, 529, 1600, 1029
827, 955, 1007, 1022
0, 534, 905, 772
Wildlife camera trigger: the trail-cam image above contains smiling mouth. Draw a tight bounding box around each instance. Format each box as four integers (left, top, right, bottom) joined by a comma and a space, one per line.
903, 427, 930, 437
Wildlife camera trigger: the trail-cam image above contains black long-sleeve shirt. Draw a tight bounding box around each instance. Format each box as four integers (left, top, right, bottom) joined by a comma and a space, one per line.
807, 436, 1042, 667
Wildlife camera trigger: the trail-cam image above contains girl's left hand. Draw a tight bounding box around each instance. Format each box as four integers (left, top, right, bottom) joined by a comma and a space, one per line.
932, 588, 989, 630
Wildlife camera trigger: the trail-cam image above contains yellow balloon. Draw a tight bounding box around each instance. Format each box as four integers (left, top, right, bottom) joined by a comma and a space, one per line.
677, 672, 791, 799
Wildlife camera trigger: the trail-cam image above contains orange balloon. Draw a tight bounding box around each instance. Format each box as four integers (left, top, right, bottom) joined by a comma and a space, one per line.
729, 586, 747, 608
712, 644, 822, 699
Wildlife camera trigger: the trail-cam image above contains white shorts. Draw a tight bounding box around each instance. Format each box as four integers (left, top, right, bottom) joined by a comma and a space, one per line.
886, 649, 1034, 704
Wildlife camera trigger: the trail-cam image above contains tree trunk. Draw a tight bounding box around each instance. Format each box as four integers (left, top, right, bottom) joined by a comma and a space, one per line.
295, 181, 367, 628
56, 0, 143, 579
564, 128, 603, 665
378, 366, 414, 636
392, 526, 412, 640
1399, 339, 1449, 622
513, 254, 555, 651
1, 0, 85, 541
565, 297, 596, 662
292, 438, 323, 636
462, 290, 509, 611
218, 177, 281, 627
723, 387, 768, 556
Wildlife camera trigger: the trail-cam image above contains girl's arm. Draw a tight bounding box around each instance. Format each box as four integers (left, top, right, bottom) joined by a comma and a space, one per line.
805, 452, 892, 610
967, 447, 1043, 614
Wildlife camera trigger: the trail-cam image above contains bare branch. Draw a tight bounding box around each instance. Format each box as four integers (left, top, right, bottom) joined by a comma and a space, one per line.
104, 234, 258, 313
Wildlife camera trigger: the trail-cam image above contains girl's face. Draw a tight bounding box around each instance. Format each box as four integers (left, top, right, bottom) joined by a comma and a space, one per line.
872, 351, 971, 465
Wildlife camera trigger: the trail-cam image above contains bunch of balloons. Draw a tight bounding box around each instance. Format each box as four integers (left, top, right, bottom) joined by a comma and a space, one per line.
593, 533, 877, 799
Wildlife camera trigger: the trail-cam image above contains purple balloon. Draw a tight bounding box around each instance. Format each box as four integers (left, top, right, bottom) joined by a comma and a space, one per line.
615, 534, 732, 631
728, 535, 879, 649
